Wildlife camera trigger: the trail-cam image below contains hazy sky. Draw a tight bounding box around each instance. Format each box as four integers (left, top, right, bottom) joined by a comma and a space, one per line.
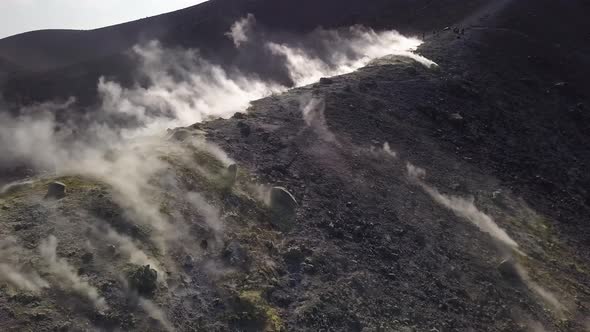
0, 0, 207, 39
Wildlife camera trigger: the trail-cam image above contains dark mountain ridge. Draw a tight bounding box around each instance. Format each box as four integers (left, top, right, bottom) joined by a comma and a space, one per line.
0, 0, 489, 106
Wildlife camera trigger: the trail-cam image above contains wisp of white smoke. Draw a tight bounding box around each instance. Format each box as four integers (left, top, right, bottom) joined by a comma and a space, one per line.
405, 162, 567, 315
39, 236, 108, 311
98, 41, 284, 137
139, 297, 175, 332
383, 142, 398, 158
268, 26, 436, 86
406, 162, 518, 249
0, 15, 437, 318
96, 15, 435, 136
300, 95, 337, 143
0, 264, 49, 293
0, 238, 49, 293
226, 14, 257, 48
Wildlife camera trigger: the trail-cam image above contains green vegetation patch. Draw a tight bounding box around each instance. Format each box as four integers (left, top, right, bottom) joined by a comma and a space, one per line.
235, 290, 284, 332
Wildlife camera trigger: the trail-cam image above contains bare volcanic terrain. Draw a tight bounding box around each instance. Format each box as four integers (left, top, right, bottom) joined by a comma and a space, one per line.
1, 0, 590, 331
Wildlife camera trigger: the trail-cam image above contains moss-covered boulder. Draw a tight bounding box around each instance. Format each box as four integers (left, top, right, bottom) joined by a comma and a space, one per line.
128, 265, 158, 297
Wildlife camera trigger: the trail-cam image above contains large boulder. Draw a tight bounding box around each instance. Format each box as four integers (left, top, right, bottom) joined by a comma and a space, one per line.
319, 77, 334, 85
128, 265, 158, 296
497, 259, 520, 281
223, 241, 250, 269
45, 182, 66, 200
171, 128, 191, 142
237, 121, 251, 137
269, 187, 298, 231
222, 164, 238, 189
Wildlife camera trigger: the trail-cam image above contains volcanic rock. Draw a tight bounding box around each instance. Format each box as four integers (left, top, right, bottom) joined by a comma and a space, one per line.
269, 187, 298, 231
237, 122, 251, 137
319, 77, 334, 85
45, 182, 66, 200
128, 265, 158, 296
222, 164, 238, 189
497, 259, 520, 281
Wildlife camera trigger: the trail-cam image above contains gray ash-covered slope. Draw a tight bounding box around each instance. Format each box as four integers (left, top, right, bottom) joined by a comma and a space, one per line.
1, 0, 590, 331
198, 0, 590, 330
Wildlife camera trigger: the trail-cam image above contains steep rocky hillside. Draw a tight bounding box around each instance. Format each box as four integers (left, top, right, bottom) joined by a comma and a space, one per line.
1, 0, 590, 331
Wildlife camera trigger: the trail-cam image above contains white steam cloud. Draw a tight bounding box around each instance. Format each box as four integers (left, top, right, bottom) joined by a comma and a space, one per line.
427, 188, 518, 249
1, 15, 434, 170
0, 237, 49, 293
139, 298, 175, 332
96, 224, 164, 276
0, 264, 49, 293
406, 162, 518, 249
96, 15, 435, 136
98, 42, 283, 137
300, 95, 336, 143
383, 142, 397, 158
0, 15, 438, 276
0, 15, 437, 323
406, 163, 567, 315
514, 263, 566, 317
268, 26, 436, 86
186, 192, 224, 241
368, 142, 398, 159
225, 13, 256, 48
39, 236, 108, 311
0, 99, 76, 168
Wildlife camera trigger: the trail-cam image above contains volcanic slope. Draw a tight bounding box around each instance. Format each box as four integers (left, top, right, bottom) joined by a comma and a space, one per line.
1, 0, 590, 331
197, 0, 590, 330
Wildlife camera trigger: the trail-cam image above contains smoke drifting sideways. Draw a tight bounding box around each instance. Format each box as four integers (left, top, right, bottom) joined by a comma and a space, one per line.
226, 13, 257, 48
405, 162, 567, 316
406, 162, 518, 250
0, 14, 435, 315
96, 14, 435, 137
0, 14, 434, 172
266, 28, 436, 86
40, 236, 109, 311
0, 14, 436, 250
0, 237, 49, 294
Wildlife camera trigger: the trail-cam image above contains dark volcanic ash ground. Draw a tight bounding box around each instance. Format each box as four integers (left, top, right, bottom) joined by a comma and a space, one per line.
1, 0, 590, 331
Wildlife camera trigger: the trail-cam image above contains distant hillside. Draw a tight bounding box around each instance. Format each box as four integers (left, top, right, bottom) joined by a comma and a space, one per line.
1, 0, 590, 331
0, 56, 23, 88
0, 0, 489, 106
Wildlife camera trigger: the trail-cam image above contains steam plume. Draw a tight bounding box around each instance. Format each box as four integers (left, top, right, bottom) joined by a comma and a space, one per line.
96, 224, 164, 276
39, 236, 108, 311
139, 298, 175, 332
406, 162, 518, 249
0, 264, 48, 293
0, 15, 438, 317
98, 42, 283, 136
406, 163, 567, 315
268, 26, 436, 86
0, 237, 49, 293
186, 192, 224, 239
300, 95, 336, 143
383, 142, 397, 158
97, 15, 435, 136
226, 13, 256, 48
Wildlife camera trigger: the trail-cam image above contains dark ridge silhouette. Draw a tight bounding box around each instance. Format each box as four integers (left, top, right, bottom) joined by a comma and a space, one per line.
0, 0, 489, 106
